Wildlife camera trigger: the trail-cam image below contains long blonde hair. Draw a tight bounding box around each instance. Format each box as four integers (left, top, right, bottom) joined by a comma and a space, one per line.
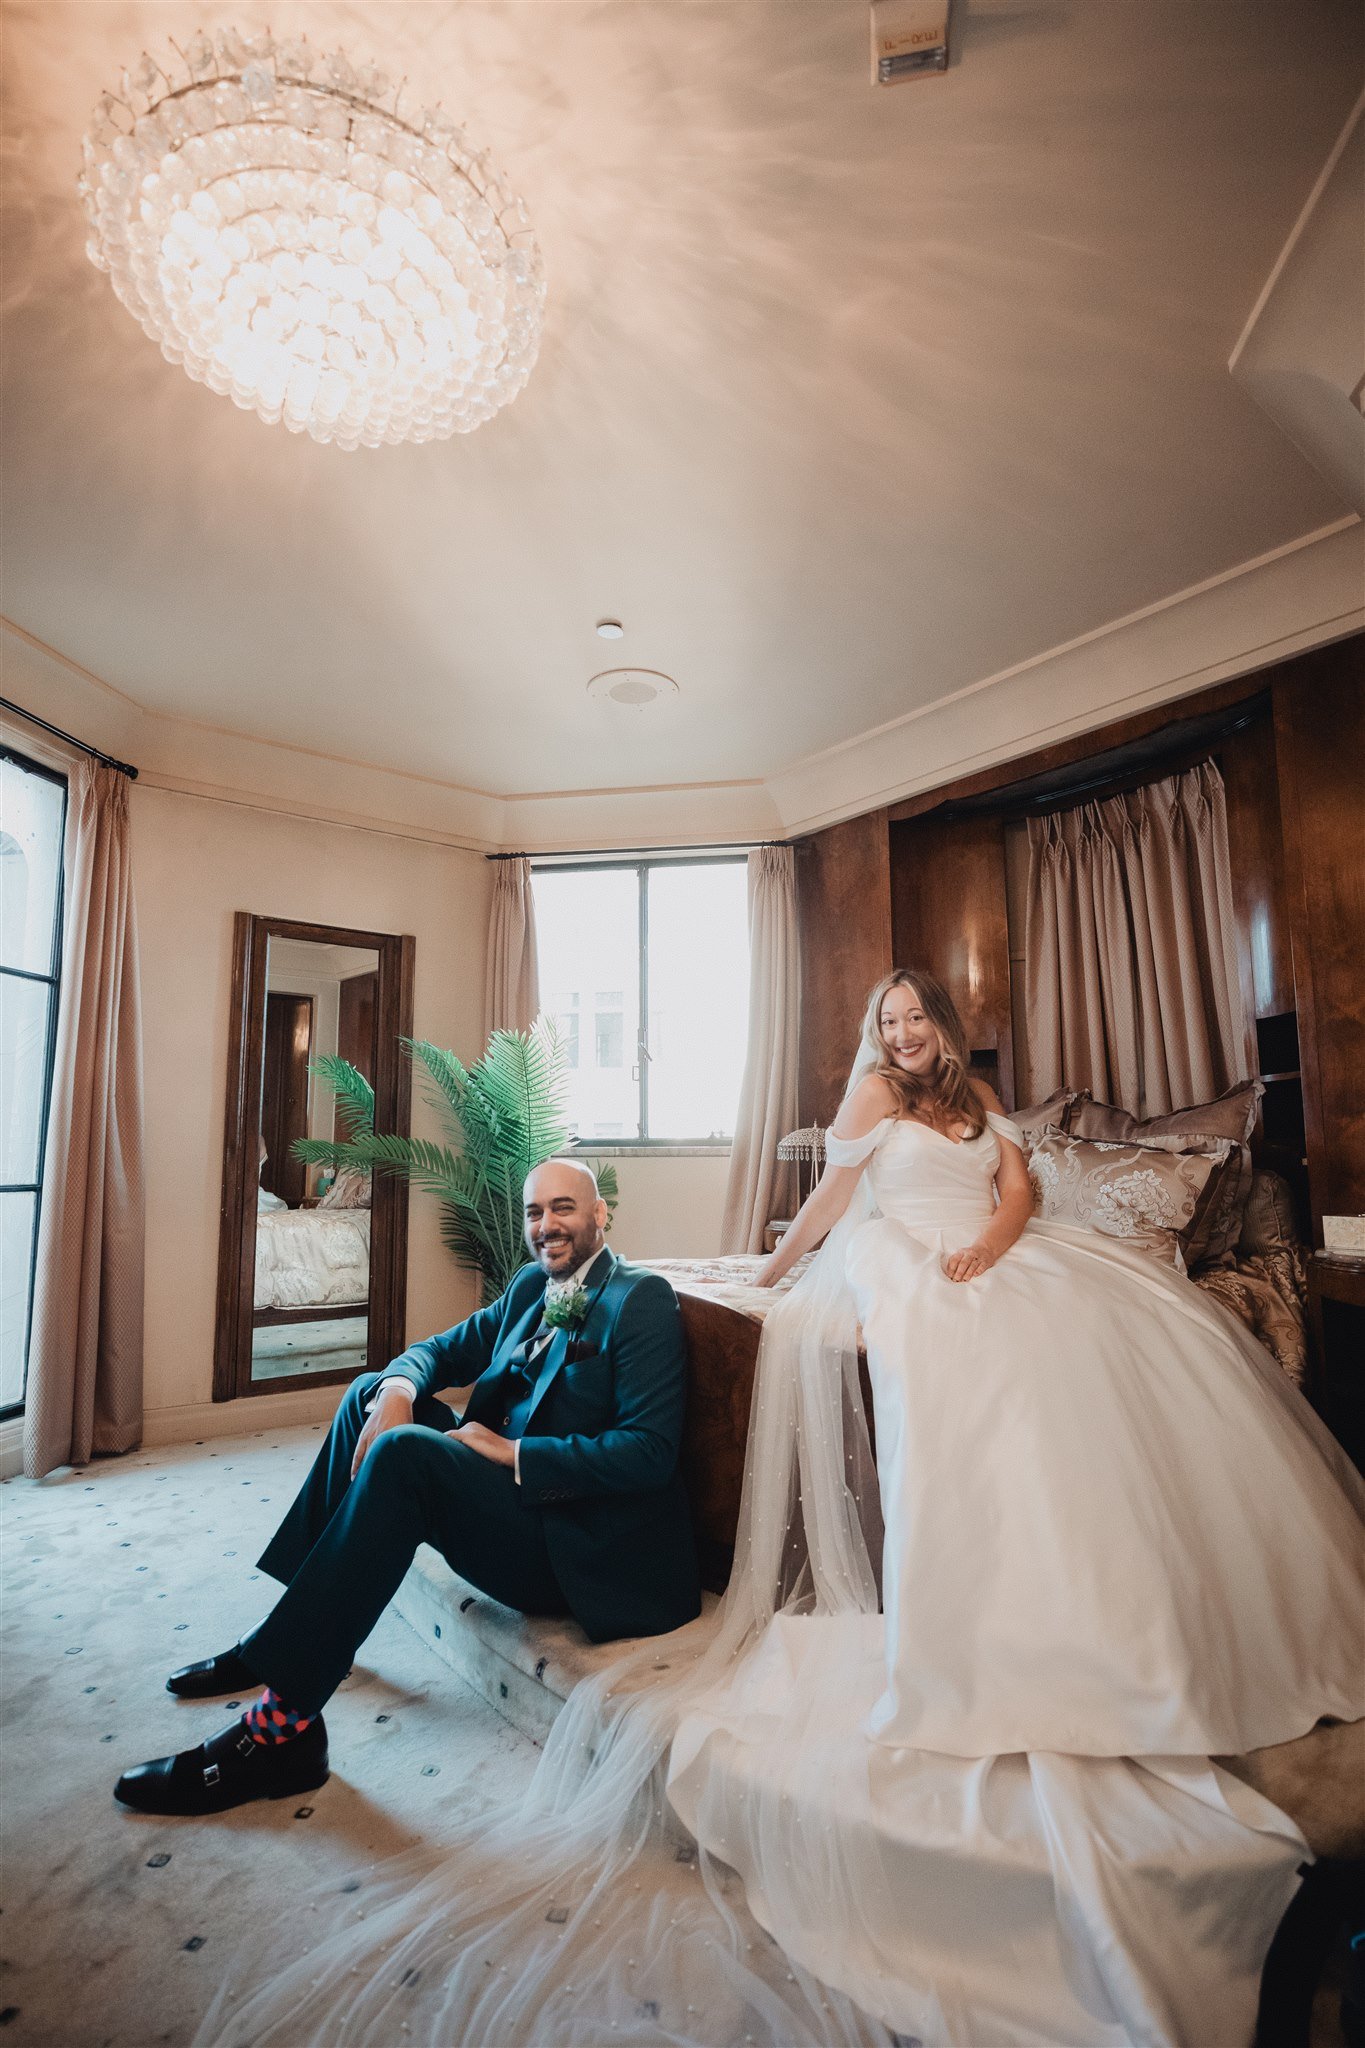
856, 968, 986, 1138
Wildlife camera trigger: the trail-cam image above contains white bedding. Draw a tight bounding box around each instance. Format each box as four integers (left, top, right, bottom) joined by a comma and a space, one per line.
254, 1208, 371, 1312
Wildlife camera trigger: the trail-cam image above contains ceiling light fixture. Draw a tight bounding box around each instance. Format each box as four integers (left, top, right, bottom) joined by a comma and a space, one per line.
81, 28, 544, 448
587, 668, 678, 708
595, 619, 625, 639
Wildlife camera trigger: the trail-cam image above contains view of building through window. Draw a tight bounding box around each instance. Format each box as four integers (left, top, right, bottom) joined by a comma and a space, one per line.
0, 752, 67, 1414
533, 859, 749, 1142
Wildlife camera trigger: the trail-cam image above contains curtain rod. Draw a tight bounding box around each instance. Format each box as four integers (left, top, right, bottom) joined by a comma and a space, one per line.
487, 839, 796, 861
0, 695, 139, 779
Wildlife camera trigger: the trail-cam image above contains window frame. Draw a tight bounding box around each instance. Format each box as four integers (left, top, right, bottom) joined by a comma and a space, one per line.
0, 745, 68, 1420
533, 853, 748, 1150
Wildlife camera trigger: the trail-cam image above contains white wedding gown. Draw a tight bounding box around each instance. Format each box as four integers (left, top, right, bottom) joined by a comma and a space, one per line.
667, 1114, 1365, 2046
201, 1112, 1364, 2048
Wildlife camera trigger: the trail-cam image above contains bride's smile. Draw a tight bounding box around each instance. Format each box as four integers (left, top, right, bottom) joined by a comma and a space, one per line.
877, 987, 941, 1076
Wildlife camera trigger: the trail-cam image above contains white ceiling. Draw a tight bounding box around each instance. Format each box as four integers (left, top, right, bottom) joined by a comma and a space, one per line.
2, 1, 1360, 805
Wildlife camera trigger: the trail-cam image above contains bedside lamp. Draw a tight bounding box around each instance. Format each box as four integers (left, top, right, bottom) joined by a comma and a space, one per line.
776, 1125, 827, 1208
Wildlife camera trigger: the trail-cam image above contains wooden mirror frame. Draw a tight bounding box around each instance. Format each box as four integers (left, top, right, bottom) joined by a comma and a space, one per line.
213, 913, 416, 1402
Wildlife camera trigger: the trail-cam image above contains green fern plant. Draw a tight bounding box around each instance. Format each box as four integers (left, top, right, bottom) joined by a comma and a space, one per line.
293, 1023, 619, 1303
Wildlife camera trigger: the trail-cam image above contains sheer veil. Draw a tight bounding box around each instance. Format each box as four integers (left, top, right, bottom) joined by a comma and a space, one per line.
198, 1040, 897, 2048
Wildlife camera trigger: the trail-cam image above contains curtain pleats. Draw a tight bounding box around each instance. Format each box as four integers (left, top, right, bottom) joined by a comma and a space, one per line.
24, 762, 145, 1478
483, 857, 541, 1040
720, 846, 799, 1254
1023, 760, 1247, 1118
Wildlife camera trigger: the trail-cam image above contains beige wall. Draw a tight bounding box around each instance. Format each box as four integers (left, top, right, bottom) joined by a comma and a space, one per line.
133, 782, 491, 1436
600, 1154, 732, 1263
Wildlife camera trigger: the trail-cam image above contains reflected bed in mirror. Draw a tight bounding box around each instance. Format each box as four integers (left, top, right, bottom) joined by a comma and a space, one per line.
213, 915, 415, 1401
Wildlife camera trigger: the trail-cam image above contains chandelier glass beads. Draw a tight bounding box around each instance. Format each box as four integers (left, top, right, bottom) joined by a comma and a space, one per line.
80, 28, 544, 448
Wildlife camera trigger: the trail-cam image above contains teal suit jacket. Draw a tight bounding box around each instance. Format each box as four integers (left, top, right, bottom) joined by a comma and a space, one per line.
378, 1248, 701, 1641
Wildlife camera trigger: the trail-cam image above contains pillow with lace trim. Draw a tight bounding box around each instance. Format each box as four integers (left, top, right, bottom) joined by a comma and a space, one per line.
1027, 1125, 1236, 1271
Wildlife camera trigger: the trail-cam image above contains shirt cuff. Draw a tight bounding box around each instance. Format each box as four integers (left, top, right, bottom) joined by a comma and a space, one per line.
365, 1375, 420, 1415
513, 1438, 522, 1485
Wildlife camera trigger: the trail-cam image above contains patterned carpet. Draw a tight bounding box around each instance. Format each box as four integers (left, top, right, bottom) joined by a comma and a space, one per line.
0, 1425, 539, 2048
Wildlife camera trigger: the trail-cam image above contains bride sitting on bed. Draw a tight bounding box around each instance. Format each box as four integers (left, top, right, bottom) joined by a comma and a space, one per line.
666, 967, 1364, 2043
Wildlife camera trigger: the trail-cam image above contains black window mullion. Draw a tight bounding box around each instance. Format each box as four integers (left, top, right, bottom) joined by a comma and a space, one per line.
0, 753, 68, 1419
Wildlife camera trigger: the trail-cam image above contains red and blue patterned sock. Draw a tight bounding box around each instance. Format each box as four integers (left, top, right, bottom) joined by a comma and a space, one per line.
242, 1687, 316, 1746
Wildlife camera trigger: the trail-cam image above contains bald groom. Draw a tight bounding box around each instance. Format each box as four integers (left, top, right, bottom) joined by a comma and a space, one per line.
115, 1161, 701, 1816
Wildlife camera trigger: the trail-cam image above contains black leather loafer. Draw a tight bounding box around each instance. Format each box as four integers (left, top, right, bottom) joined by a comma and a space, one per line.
165, 1647, 257, 1698
114, 1714, 328, 1816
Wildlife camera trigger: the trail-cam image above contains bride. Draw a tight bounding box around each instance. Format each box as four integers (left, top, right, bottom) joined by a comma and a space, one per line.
203, 971, 1364, 2048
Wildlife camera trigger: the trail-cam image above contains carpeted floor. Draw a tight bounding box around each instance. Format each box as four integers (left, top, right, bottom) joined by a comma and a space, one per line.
0, 1425, 540, 2048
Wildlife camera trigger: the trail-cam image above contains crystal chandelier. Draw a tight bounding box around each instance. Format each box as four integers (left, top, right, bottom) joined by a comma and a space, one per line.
80, 28, 544, 448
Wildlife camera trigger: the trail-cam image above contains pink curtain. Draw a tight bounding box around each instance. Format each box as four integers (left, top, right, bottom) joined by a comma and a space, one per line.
721, 846, 799, 1253
483, 857, 541, 1040
1023, 760, 1247, 1118
25, 762, 145, 1478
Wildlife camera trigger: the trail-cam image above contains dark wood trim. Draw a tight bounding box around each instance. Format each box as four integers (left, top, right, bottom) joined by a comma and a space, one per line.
213, 915, 415, 1402
212, 912, 259, 1402
253, 1303, 365, 1329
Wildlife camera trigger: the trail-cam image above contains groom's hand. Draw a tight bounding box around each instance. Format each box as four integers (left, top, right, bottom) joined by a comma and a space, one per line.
453, 1420, 517, 1468
351, 1382, 416, 1479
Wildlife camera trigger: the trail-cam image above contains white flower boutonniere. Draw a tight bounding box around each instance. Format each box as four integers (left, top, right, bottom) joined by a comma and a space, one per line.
542, 1281, 589, 1334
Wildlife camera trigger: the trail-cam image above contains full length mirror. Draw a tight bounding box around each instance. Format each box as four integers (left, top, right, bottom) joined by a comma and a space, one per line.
214, 915, 415, 1402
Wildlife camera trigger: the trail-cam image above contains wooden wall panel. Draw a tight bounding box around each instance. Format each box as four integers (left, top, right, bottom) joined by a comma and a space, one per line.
1273, 638, 1365, 1235
1219, 712, 1292, 1026
889, 811, 1014, 1106
796, 808, 892, 1125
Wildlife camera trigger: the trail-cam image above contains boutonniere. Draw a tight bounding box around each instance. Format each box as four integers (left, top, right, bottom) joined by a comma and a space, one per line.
542, 1281, 589, 1333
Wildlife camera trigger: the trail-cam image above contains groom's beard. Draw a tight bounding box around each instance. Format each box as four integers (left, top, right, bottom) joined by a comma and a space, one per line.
528, 1222, 603, 1277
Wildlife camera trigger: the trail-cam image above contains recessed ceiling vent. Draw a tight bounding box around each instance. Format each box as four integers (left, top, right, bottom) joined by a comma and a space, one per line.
587, 668, 679, 708
871, 0, 949, 83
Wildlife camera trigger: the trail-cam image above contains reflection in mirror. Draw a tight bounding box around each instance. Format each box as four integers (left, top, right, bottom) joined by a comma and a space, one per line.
250, 937, 380, 1385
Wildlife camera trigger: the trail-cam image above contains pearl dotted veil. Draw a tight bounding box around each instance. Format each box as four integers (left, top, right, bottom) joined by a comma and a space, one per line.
198, 1036, 896, 2048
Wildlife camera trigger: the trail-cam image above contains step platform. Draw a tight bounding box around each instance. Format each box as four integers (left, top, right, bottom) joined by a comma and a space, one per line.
394, 1543, 717, 1743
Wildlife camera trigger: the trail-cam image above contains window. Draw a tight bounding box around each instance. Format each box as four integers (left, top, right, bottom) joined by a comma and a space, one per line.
0, 751, 67, 1415
533, 859, 750, 1143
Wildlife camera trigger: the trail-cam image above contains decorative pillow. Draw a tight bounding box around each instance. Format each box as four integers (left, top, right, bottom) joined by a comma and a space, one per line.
319, 1166, 372, 1209
1067, 1081, 1263, 1268
1012, 1089, 1082, 1143
1238, 1169, 1302, 1257
1027, 1125, 1237, 1271
1069, 1079, 1263, 1148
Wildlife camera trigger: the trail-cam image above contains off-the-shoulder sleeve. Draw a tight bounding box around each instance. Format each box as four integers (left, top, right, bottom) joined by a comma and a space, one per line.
985, 1110, 1027, 1151
824, 1118, 891, 1167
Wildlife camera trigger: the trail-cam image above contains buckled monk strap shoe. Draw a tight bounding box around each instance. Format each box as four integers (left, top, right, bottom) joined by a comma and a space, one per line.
114, 1714, 329, 1816
165, 1646, 257, 1699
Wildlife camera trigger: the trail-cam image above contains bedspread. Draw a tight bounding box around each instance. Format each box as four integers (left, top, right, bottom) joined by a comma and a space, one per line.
254, 1208, 371, 1312
647, 1245, 1307, 1381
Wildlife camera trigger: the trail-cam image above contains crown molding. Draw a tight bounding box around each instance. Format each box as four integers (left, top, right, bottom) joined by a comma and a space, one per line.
767, 518, 1363, 835
7, 516, 1360, 854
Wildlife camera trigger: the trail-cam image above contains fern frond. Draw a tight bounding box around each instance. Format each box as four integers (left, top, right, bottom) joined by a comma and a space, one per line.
310, 1056, 375, 1140
402, 1039, 470, 1140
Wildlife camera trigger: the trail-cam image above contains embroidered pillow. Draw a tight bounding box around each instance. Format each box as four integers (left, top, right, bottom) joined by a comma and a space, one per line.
1027, 1125, 1236, 1271
1067, 1082, 1263, 1268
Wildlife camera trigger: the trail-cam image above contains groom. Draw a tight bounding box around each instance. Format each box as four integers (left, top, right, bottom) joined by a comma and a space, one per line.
114, 1159, 701, 1816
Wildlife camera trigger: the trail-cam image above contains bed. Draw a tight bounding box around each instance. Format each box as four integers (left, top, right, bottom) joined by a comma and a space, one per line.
253, 1207, 371, 1313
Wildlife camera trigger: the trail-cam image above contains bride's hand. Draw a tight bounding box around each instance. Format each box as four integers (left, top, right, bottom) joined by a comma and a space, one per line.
942, 1242, 995, 1283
